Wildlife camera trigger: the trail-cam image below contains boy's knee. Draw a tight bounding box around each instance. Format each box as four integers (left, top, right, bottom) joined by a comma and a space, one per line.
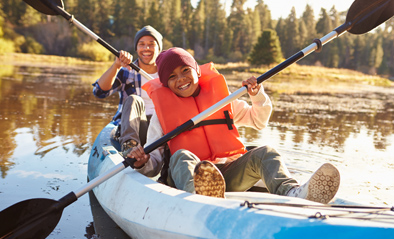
170, 149, 200, 167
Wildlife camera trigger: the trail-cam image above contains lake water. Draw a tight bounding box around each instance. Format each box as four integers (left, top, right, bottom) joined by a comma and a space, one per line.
0, 55, 393, 238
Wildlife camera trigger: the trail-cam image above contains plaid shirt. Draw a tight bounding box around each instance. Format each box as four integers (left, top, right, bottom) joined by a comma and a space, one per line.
92, 60, 143, 124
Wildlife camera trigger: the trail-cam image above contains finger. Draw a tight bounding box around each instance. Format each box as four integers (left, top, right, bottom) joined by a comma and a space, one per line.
137, 145, 145, 154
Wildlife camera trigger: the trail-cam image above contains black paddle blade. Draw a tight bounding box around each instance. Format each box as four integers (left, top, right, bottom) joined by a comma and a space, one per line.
0, 199, 63, 239
23, 0, 64, 15
347, 0, 394, 34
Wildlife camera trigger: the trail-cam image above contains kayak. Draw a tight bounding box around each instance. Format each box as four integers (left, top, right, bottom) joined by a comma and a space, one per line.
88, 122, 394, 239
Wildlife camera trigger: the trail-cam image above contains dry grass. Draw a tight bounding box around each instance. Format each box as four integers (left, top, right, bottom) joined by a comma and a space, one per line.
217, 62, 393, 94
2, 53, 392, 94
0, 53, 112, 66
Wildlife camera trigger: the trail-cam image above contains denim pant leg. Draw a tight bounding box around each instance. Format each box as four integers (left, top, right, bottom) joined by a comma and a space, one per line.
119, 95, 149, 146
167, 149, 200, 193
216, 146, 299, 196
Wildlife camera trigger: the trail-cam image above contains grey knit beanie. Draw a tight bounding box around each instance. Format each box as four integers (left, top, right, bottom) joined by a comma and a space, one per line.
134, 25, 163, 51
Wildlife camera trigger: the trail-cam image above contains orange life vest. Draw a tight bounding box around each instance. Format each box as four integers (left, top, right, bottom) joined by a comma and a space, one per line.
143, 62, 246, 162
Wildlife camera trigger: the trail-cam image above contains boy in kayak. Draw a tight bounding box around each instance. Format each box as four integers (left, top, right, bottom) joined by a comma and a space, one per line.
128, 47, 340, 204
92, 25, 162, 155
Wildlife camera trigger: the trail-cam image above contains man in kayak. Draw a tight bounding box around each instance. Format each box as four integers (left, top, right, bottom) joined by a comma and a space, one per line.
92, 26, 163, 155
128, 47, 340, 204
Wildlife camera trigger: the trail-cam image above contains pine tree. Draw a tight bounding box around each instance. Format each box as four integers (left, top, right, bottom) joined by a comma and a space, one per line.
255, 0, 272, 30
191, 0, 206, 59
249, 29, 283, 65
301, 4, 315, 46
283, 7, 300, 57
325, 6, 339, 67
251, 6, 262, 46
315, 8, 333, 65
145, 0, 161, 31
275, 18, 286, 55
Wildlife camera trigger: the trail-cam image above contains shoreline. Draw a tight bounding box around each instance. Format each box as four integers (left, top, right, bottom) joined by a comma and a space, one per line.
2, 53, 393, 95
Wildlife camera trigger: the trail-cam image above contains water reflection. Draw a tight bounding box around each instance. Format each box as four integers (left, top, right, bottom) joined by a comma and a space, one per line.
0, 61, 117, 178
268, 92, 394, 151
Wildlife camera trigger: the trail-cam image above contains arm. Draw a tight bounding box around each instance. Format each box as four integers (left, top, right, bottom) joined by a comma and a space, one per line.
96, 50, 133, 91
232, 76, 273, 130
127, 112, 165, 177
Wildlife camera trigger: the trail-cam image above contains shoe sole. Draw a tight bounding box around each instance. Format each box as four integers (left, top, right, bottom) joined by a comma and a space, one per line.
306, 163, 340, 204
193, 161, 226, 198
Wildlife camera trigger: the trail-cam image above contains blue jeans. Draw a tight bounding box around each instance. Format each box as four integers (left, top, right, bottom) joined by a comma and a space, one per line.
167, 146, 299, 196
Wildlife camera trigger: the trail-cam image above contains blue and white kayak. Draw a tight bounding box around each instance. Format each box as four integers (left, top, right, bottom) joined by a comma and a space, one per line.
88, 123, 394, 239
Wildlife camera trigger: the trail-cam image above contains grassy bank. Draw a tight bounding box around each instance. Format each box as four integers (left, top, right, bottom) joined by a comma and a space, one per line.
2, 53, 392, 94
215, 62, 393, 94
0, 53, 113, 67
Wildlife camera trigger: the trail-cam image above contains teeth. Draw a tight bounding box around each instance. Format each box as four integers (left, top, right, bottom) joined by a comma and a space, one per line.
179, 83, 190, 90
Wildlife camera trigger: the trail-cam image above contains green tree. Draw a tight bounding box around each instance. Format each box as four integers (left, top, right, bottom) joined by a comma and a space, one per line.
300, 4, 315, 55
371, 36, 384, 69
211, 1, 229, 57
378, 18, 394, 75
190, 0, 206, 59
249, 29, 283, 65
283, 7, 300, 57
255, 0, 272, 30
251, 6, 261, 46
112, 0, 142, 38
228, 0, 254, 58
315, 8, 333, 66
145, 0, 161, 30
325, 6, 340, 67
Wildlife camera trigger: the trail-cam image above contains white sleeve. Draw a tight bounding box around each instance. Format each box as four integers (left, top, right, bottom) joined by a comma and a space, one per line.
232, 85, 272, 130
134, 112, 165, 177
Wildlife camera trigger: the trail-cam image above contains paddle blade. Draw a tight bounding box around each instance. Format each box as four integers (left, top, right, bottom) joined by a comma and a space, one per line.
23, 0, 64, 15
0, 199, 63, 239
347, 0, 394, 34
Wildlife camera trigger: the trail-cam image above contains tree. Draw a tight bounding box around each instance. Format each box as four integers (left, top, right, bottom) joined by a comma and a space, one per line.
255, 0, 272, 30
325, 6, 340, 67
190, 0, 206, 59
228, 0, 254, 58
251, 6, 261, 46
283, 7, 300, 57
249, 29, 283, 65
315, 8, 333, 66
145, 0, 161, 30
300, 4, 315, 47
112, 0, 143, 38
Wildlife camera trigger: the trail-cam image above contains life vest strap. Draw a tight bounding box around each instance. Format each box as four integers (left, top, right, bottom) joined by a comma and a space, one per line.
190, 110, 234, 130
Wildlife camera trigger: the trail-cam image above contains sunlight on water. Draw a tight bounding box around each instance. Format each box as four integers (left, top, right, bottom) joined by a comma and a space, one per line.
241, 125, 394, 206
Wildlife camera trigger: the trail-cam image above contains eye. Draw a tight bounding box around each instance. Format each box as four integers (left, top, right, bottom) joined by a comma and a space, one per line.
168, 74, 175, 80
182, 67, 190, 73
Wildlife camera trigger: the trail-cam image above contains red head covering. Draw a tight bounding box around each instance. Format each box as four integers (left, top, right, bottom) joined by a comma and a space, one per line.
156, 47, 200, 87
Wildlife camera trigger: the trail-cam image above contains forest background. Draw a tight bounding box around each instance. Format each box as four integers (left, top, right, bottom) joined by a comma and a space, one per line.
0, 0, 393, 78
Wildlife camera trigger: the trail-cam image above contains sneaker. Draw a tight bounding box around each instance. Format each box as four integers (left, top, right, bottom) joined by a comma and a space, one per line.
193, 161, 226, 198
119, 139, 138, 158
287, 163, 340, 204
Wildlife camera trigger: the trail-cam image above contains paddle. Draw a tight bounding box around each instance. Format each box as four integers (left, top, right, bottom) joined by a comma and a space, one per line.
1, 0, 393, 238
23, 0, 154, 80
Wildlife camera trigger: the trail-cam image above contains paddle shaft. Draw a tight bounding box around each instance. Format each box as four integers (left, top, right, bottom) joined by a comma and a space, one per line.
42, 0, 153, 80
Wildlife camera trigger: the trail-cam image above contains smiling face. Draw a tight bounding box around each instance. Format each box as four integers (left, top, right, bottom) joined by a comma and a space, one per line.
136, 36, 160, 66
167, 65, 200, 98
